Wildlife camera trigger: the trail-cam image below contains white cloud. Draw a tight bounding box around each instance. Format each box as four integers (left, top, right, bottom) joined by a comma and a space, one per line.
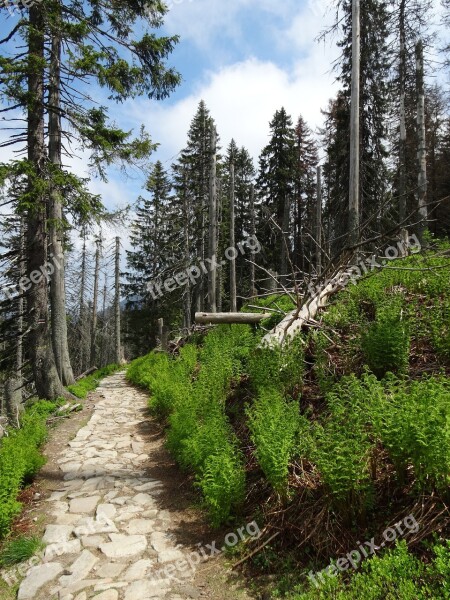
131, 45, 338, 165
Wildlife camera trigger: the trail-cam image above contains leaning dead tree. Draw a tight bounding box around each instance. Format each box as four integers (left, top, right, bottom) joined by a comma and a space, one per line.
260, 225, 422, 347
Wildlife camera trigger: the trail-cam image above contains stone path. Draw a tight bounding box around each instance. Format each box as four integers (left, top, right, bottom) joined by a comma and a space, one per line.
17, 373, 199, 600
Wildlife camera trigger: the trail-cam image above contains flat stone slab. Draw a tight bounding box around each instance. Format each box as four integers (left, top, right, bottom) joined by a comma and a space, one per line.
91, 590, 119, 600
97, 503, 117, 520
125, 518, 155, 535
43, 524, 73, 544
74, 517, 118, 537
131, 493, 155, 507
44, 539, 81, 561
124, 579, 171, 600
18, 562, 63, 600
99, 534, 147, 558
96, 562, 127, 578
58, 550, 99, 586
69, 496, 101, 514
123, 559, 153, 581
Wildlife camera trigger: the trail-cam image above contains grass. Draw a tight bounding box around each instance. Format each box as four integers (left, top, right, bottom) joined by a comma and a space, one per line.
0, 536, 44, 568
67, 363, 121, 399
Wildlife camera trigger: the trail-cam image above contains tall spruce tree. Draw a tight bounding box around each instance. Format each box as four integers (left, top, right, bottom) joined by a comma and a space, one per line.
172, 101, 217, 312
293, 116, 319, 274
0, 0, 180, 398
257, 108, 297, 277
124, 161, 176, 355
219, 140, 256, 308
389, 0, 433, 227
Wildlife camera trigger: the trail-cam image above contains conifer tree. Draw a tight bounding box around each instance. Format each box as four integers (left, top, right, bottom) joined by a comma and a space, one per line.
324, 0, 391, 253
124, 161, 175, 355
172, 101, 217, 311
293, 116, 319, 274
257, 108, 297, 277
219, 141, 256, 308
0, 0, 180, 398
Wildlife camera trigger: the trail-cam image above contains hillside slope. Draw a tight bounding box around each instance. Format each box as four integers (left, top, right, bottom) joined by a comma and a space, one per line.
127, 242, 450, 599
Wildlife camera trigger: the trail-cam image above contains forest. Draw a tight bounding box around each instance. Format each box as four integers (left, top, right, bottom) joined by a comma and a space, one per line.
0, 0, 449, 599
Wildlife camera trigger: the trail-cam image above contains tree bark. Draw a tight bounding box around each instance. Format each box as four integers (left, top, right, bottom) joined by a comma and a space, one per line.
100, 274, 108, 367
280, 193, 291, 282
260, 281, 340, 347
90, 239, 101, 367
26, 5, 67, 400
78, 226, 88, 373
114, 237, 122, 364
195, 312, 271, 324
229, 162, 237, 312
48, 17, 75, 385
249, 185, 257, 298
16, 218, 25, 394
398, 0, 407, 225
316, 166, 323, 276
349, 0, 361, 245
416, 39, 428, 239
182, 175, 192, 329
208, 123, 217, 312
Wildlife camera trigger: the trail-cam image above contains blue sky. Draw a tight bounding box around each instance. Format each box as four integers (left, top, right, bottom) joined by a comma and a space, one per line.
1, 0, 447, 247
90, 0, 340, 211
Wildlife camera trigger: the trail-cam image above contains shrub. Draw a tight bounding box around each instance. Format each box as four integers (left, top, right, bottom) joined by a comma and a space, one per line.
198, 443, 246, 528
310, 375, 381, 513
0, 401, 56, 538
372, 376, 450, 491
287, 540, 450, 599
128, 326, 252, 526
361, 298, 410, 378
247, 388, 300, 495
249, 335, 304, 399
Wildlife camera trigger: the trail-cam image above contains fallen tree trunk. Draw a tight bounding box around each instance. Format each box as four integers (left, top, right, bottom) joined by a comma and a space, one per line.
195, 312, 272, 325
75, 366, 98, 381
260, 279, 344, 347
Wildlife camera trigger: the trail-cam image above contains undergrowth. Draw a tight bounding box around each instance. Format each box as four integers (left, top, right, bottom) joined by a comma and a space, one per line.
0, 401, 56, 538
127, 242, 450, 597
281, 540, 450, 599
67, 363, 121, 399
128, 326, 254, 526
0, 536, 44, 568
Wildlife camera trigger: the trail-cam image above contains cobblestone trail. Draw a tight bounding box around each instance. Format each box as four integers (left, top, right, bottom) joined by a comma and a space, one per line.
16, 373, 199, 600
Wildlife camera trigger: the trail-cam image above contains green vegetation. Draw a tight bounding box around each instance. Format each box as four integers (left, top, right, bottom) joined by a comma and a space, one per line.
247, 388, 301, 496
282, 541, 450, 599
67, 363, 121, 399
128, 244, 450, 596
0, 364, 120, 541
0, 536, 44, 568
0, 401, 55, 538
128, 326, 254, 526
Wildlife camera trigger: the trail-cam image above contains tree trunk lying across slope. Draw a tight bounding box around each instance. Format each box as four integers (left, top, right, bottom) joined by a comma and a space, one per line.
195, 312, 272, 325
260, 278, 345, 347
